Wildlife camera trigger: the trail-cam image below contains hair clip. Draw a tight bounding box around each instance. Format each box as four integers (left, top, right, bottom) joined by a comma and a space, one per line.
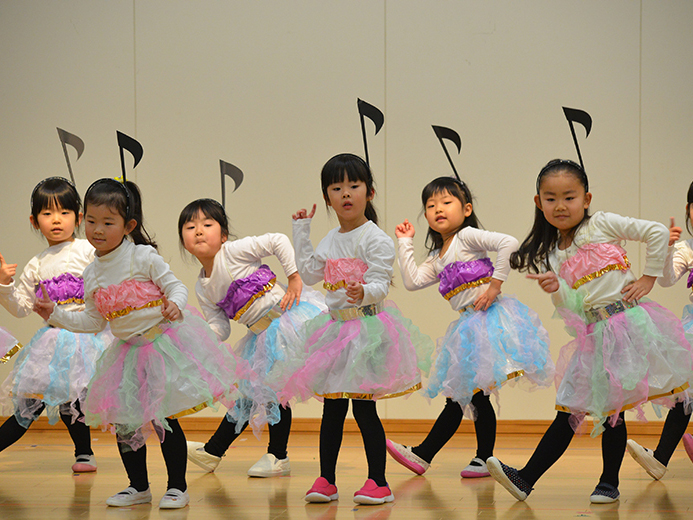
116, 131, 144, 183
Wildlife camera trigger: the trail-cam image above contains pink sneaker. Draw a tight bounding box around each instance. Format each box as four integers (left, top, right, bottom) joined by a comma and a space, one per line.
385, 439, 429, 475
305, 477, 339, 503
353, 479, 394, 505
683, 433, 693, 464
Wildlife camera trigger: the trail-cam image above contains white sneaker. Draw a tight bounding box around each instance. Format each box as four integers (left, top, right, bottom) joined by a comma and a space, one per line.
186, 441, 221, 472
72, 454, 97, 473
159, 488, 190, 509
247, 453, 291, 477
106, 487, 152, 507
460, 457, 491, 478
626, 439, 667, 480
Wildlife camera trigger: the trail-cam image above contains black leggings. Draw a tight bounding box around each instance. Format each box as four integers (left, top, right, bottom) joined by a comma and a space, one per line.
204, 405, 292, 460
413, 394, 496, 463
319, 398, 387, 487
654, 401, 692, 466
0, 400, 92, 457
118, 418, 187, 493
518, 411, 627, 488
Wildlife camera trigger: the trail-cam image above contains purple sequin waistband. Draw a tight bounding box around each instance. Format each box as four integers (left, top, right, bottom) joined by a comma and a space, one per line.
438, 258, 494, 299
35, 273, 84, 304
216, 265, 277, 321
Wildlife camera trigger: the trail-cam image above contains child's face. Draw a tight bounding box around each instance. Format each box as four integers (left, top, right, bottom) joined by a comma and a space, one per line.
85, 204, 136, 256
324, 177, 373, 232
535, 171, 592, 235
181, 210, 227, 262
424, 189, 472, 240
30, 203, 80, 247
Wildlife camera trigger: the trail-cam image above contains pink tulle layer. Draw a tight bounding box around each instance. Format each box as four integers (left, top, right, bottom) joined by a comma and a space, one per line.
555, 301, 693, 435
94, 279, 163, 317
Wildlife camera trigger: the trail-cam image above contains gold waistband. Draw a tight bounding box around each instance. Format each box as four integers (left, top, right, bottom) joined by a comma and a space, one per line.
56, 297, 85, 305
585, 299, 639, 324
141, 324, 165, 341
0, 342, 24, 364
248, 308, 283, 335
323, 280, 349, 291
443, 277, 492, 300
572, 256, 631, 289
104, 298, 164, 321
329, 302, 384, 321
319, 382, 422, 400
232, 278, 276, 321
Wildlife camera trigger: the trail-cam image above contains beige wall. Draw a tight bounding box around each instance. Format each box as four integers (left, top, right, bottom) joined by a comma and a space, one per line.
1, 1, 692, 423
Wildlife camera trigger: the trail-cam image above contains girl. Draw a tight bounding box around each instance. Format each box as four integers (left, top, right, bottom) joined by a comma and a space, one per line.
0, 177, 110, 473
387, 176, 553, 478
34, 178, 240, 509
178, 198, 324, 477
625, 183, 693, 480
487, 159, 693, 504
283, 153, 433, 505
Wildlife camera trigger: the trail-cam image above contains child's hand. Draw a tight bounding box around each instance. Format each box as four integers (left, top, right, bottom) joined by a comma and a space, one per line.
346, 280, 364, 304
32, 282, 55, 320
473, 279, 502, 311
621, 275, 656, 302
395, 219, 415, 239
281, 272, 302, 311
0, 252, 17, 285
526, 272, 560, 293
161, 296, 182, 322
293, 204, 316, 221
669, 217, 682, 246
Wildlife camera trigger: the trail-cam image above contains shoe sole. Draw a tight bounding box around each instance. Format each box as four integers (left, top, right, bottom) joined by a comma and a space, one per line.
626, 440, 666, 480
590, 494, 619, 504
159, 500, 190, 509
460, 469, 490, 478
247, 469, 291, 478
305, 492, 339, 503
486, 458, 527, 501
385, 440, 426, 475
353, 494, 394, 505
72, 464, 97, 473
106, 497, 152, 507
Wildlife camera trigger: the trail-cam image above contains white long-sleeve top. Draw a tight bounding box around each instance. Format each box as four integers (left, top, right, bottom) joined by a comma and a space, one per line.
47, 239, 188, 340
196, 234, 298, 342
397, 226, 519, 310
549, 211, 668, 311
659, 239, 693, 302
0, 239, 94, 318
293, 219, 393, 310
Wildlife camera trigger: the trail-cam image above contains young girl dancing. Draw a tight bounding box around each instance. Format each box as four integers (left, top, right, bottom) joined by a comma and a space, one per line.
283, 153, 433, 505
487, 159, 693, 504
35, 179, 240, 509
387, 176, 553, 478
626, 182, 693, 479
178, 198, 324, 477
0, 177, 111, 473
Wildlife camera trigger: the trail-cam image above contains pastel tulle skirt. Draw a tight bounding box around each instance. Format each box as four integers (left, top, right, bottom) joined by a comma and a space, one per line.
0, 326, 112, 428
556, 301, 693, 435
681, 304, 693, 334
0, 326, 19, 357
279, 301, 433, 403
227, 295, 325, 435
425, 296, 554, 417
84, 311, 241, 450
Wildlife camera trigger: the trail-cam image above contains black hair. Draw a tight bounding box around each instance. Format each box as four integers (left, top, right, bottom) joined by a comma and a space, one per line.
178, 198, 235, 251
510, 159, 591, 273
30, 177, 82, 236
686, 181, 693, 235
84, 178, 157, 250
320, 153, 378, 226
421, 176, 482, 253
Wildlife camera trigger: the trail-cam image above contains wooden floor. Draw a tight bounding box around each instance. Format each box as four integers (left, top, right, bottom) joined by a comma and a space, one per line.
1, 430, 692, 519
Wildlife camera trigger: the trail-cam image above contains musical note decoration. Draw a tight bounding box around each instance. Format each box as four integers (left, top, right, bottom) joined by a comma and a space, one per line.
220, 160, 244, 208
357, 98, 384, 166
56, 128, 85, 185
432, 125, 463, 181
116, 131, 144, 183
562, 107, 592, 171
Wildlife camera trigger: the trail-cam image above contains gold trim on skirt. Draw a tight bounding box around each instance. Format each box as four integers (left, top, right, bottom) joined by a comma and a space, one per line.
319, 382, 422, 401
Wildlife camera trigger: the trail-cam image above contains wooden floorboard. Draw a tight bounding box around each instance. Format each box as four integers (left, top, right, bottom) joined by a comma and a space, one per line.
0, 429, 692, 519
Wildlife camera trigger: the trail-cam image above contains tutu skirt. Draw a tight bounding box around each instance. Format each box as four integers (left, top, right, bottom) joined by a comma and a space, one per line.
425, 296, 554, 417
227, 293, 325, 435
279, 300, 433, 403
0, 326, 112, 427
555, 301, 693, 435
681, 304, 693, 335
84, 311, 241, 450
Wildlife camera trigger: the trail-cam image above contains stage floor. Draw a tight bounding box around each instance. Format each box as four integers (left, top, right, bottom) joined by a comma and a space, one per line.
0, 429, 691, 519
